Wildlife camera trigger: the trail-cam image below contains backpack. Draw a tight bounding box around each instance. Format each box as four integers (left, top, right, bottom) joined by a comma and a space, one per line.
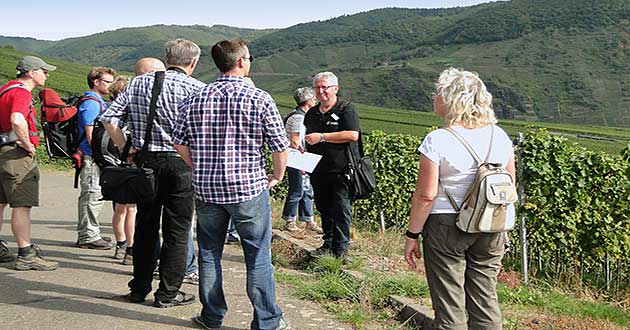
0, 83, 38, 146
39, 88, 100, 159
441, 126, 517, 233
90, 118, 129, 169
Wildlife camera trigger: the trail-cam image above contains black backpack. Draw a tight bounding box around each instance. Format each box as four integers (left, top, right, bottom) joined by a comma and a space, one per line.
90, 119, 129, 169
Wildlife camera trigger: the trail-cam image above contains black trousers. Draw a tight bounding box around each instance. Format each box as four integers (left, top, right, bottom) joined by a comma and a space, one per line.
310, 173, 352, 257
128, 153, 193, 301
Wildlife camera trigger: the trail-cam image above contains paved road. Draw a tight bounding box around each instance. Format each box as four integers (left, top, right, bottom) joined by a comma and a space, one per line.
0, 172, 351, 330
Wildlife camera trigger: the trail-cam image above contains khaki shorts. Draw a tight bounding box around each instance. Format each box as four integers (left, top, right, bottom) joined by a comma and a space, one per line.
0, 144, 39, 207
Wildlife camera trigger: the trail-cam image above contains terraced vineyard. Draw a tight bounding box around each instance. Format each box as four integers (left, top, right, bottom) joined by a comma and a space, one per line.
273, 94, 630, 154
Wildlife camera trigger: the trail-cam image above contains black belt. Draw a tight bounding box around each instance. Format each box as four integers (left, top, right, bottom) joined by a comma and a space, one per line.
144, 151, 181, 158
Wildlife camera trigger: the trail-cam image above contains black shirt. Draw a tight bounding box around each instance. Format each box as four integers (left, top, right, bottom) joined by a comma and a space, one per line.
304, 101, 360, 174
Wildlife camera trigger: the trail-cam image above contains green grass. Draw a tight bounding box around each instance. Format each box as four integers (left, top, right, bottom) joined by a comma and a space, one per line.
498, 284, 630, 328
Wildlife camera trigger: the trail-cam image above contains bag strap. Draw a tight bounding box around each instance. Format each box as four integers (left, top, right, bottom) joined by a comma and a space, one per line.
444, 125, 494, 164
0, 83, 38, 135
337, 101, 364, 165
439, 125, 495, 212
136, 70, 165, 166
76, 95, 106, 145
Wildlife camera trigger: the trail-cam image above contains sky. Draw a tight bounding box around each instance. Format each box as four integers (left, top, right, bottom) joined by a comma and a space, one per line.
1, 0, 503, 41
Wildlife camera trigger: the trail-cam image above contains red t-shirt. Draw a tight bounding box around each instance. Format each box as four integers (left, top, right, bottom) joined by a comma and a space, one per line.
0, 80, 39, 147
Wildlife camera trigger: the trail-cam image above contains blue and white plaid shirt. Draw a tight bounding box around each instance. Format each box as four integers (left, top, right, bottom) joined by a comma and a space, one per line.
100, 69, 205, 152
172, 75, 289, 204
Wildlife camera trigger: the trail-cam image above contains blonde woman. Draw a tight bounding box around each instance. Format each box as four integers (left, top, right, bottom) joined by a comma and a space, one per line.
108, 75, 137, 264
404, 68, 515, 329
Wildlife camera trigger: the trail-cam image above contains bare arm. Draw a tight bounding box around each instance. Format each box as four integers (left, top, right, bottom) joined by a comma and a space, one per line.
10, 113, 35, 157
103, 122, 127, 151
304, 130, 358, 145
289, 132, 301, 150
404, 155, 439, 268
268, 149, 288, 189
506, 155, 516, 185
173, 144, 193, 168
84, 126, 94, 145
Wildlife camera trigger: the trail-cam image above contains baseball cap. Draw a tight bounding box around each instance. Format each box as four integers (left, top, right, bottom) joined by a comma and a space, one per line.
293, 87, 315, 104
16, 56, 57, 73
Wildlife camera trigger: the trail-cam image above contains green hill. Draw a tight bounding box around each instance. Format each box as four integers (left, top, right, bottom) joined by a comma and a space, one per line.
2, 46, 627, 154
247, 0, 630, 127
1, 24, 275, 76
2, 1, 630, 128
0, 46, 92, 98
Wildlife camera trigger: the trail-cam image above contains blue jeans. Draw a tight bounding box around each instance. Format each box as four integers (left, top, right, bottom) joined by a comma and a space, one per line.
281, 167, 314, 222
186, 223, 197, 275
195, 190, 283, 330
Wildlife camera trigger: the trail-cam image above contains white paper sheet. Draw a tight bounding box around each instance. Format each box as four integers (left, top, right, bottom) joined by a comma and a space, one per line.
286, 149, 322, 173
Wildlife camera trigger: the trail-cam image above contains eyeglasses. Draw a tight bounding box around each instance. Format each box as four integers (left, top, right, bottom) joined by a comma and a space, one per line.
242, 55, 254, 62
99, 78, 114, 84
314, 85, 336, 91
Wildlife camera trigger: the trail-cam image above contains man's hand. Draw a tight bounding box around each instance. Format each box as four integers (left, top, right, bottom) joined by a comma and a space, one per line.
305, 133, 323, 145
15, 140, 35, 157
267, 174, 281, 189
127, 147, 139, 165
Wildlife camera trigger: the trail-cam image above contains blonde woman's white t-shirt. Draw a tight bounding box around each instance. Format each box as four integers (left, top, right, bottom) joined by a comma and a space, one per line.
417, 125, 514, 214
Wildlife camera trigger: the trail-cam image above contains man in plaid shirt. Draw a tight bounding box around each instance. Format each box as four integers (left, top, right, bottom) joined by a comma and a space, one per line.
101, 39, 203, 308
173, 39, 290, 330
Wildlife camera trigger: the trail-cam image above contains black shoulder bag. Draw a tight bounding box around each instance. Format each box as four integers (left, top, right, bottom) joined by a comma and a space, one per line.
340, 103, 376, 200
99, 71, 165, 204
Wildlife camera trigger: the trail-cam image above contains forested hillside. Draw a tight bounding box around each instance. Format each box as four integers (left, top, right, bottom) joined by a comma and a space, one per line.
2, 0, 630, 127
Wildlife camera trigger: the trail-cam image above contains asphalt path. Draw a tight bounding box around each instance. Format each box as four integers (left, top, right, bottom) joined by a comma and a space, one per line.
0, 172, 350, 330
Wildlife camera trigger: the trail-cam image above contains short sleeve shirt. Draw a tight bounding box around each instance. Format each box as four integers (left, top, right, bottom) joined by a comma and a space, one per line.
304, 101, 360, 174
418, 125, 514, 213
77, 92, 106, 156
0, 81, 39, 147
284, 108, 306, 149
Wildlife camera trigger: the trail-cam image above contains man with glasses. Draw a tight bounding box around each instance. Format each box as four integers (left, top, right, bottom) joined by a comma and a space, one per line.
0, 56, 58, 270
76, 67, 116, 250
173, 38, 290, 330
304, 71, 360, 262
103, 39, 204, 308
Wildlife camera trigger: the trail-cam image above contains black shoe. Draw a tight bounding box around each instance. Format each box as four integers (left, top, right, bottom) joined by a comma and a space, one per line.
77, 238, 114, 250
153, 291, 196, 308
122, 291, 146, 303
312, 246, 332, 257
122, 247, 133, 265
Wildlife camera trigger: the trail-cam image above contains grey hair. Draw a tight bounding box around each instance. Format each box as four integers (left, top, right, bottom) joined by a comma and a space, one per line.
164, 39, 201, 66
293, 87, 315, 104
435, 67, 497, 127
312, 71, 338, 86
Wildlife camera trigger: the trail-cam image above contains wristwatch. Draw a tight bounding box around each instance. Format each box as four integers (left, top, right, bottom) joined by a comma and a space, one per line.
320, 133, 326, 143
405, 230, 421, 239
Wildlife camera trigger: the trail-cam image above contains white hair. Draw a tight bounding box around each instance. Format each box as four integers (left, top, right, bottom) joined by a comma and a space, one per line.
313, 71, 338, 86
435, 67, 497, 127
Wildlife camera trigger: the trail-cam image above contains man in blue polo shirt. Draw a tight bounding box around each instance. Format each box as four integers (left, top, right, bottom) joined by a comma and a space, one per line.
76, 67, 116, 250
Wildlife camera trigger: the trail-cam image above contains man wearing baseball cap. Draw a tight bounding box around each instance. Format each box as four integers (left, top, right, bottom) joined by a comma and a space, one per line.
0, 56, 58, 270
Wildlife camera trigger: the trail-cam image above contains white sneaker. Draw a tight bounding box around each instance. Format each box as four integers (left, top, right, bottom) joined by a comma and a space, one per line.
284, 221, 301, 232
304, 221, 323, 234
277, 317, 291, 330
